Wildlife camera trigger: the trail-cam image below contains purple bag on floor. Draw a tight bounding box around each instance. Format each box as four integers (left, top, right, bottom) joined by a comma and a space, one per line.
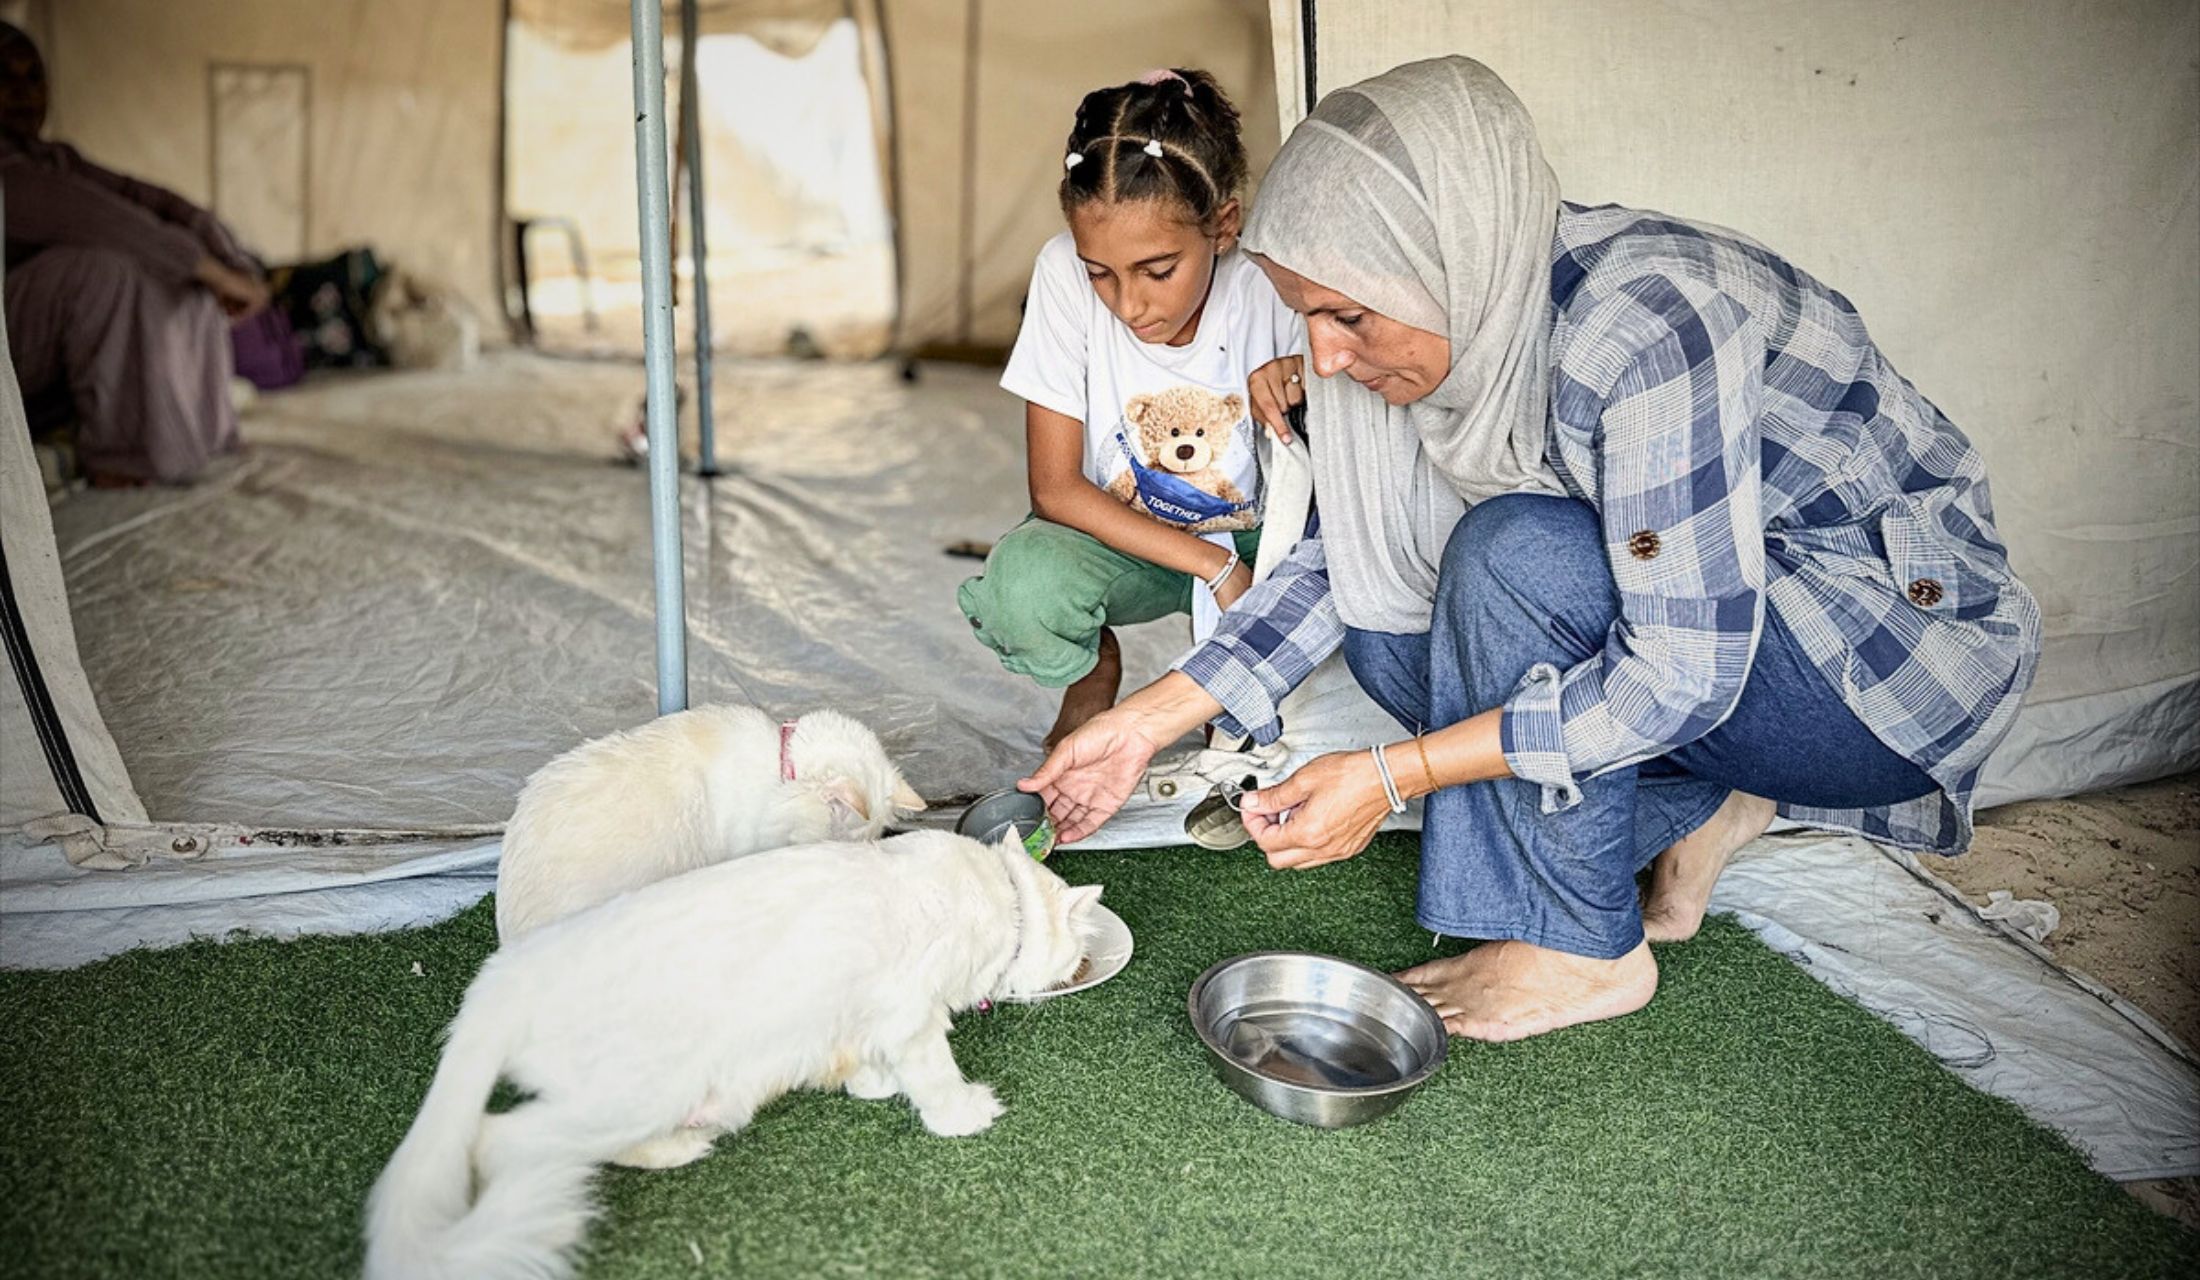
230, 307, 306, 391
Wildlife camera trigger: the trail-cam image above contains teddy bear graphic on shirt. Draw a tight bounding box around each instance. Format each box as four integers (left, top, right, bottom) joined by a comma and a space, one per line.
1103, 385, 1258, 534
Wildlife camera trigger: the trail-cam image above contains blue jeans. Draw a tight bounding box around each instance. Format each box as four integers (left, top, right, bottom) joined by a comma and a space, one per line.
1342, 494, 1937, 959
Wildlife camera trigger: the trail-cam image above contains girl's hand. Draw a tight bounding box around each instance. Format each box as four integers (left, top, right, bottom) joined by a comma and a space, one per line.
1213, 560, 1255, 610
1247, 356, 1305, 443
1238, 750, 1392, 870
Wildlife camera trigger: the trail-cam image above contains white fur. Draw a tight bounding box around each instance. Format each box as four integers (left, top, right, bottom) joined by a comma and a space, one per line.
366, 829, 1102, 1280
495, 705, 924, 940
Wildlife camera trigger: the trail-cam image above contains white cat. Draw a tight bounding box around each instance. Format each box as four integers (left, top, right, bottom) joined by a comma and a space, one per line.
367, 828, 1101, 1280
495, 705, 925, 940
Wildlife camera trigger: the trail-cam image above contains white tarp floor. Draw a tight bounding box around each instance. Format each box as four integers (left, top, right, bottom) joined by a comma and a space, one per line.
41, 355, 1105, 825
4, 352, 2193, 1183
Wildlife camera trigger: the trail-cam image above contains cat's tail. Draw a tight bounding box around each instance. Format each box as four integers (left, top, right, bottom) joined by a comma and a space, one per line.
363, 983, 596, 1280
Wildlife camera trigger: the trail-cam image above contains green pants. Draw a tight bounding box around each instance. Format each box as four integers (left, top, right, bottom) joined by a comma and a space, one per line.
957, 519, 1262, 688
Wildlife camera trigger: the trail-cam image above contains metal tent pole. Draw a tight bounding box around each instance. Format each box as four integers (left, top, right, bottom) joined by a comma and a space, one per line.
629, 0, 689, 714
678, 0, 720, 477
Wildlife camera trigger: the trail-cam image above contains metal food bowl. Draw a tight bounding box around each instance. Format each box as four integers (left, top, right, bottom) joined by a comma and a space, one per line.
953, 788, 1057, 861
1188, 951, 1447, 1128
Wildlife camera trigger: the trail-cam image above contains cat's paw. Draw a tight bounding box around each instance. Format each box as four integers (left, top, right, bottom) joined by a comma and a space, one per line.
845, 1064, 899, 1100
919, 1083, 1002, 1137
611, 1129, 717, 1170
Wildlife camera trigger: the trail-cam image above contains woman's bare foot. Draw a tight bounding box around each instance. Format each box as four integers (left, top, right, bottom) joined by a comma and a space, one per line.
1044, 627, 1122, 751
1398, 940, 1658, 1042
1641, 790, 1778, 943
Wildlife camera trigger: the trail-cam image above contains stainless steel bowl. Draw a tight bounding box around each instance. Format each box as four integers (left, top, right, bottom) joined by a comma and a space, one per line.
1188, 951, 1447, 1128
953, 788, 1056, 861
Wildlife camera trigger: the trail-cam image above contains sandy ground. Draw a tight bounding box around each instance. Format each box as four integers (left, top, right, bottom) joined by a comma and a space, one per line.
1922, 770, 2200, 1226
1925, 771, 2200, 1050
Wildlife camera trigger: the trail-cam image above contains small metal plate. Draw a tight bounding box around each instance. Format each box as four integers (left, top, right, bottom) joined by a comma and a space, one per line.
1001, 904, 1133, 1003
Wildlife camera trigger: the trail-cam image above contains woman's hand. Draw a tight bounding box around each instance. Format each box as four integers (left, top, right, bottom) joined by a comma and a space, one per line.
195, 255, 269, 320
1019, 708, 1161, 844
1212, 560, 1256, 610
1247, 356, 1305, 443
1239, 750, 1393, 870
1020, 672, 1222, 843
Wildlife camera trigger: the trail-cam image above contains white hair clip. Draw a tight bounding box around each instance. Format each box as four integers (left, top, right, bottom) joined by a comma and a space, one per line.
1143, 139, 1164, 158
1064, 152, 1085, 171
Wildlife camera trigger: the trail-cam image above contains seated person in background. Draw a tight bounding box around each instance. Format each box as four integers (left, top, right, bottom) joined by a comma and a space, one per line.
0, 21, 266, 486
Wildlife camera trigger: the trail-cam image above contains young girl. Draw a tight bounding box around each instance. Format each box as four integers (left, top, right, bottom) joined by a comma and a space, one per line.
958, 68, 1306, 748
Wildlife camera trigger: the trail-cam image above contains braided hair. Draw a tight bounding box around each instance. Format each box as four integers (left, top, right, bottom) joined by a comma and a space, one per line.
1059, 69, 1248, 229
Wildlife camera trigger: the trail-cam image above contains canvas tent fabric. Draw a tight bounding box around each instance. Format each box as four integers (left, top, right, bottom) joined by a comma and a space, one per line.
512, 0, 846, 56
877, 0, 1282, 352
17, 0, 1280, 356
0, 290, 144, 832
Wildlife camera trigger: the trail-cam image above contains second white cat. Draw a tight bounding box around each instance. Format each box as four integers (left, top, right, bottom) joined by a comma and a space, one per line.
496, 704, 924, 939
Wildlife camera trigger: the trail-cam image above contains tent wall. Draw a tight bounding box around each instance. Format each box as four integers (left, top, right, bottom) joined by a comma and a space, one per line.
28, 0, 1281, 359
885, 0, 1281, 354
38, 0, 506, 326
1277, 0, 2200, 801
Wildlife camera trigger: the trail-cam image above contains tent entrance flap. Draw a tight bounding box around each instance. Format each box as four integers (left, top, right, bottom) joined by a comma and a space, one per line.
1, 536, 100, 824
0, 293, 145, 831
504, 3, 899, 359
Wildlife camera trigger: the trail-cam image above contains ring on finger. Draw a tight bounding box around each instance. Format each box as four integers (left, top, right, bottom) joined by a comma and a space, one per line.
1286, 373, 1301, 385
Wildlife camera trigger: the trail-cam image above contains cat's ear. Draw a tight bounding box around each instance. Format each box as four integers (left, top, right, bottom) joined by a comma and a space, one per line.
1062, 883, 1104, 922
819, 778, 872, 836
993, 826, 1026, 858
890, 777, 926, 816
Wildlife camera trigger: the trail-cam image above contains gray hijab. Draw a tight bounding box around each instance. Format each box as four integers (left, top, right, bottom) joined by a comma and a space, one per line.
1243, 56, 1563, 632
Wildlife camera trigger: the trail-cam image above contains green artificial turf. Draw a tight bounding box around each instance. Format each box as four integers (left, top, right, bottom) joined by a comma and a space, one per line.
2, 834, 2194, 1279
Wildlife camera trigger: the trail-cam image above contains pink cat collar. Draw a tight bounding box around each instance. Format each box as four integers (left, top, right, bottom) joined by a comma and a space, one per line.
779, 720, 798, 781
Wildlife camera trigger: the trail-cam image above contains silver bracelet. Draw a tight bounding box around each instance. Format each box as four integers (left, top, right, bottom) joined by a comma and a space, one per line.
1370, 744, 1408, 814
1204, 549, 1240, 594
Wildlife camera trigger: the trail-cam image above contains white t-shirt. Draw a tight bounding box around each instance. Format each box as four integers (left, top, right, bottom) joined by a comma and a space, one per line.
1001, 233, 1304, 534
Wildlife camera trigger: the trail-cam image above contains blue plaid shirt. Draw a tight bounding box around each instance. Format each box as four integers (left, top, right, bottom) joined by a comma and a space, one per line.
1176, 202, 2040, 852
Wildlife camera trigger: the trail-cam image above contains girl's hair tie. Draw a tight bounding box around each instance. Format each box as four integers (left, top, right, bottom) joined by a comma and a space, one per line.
1136, 68, 1188, 88
1142, 138, 1164, 158
1064, 152, 1085, 171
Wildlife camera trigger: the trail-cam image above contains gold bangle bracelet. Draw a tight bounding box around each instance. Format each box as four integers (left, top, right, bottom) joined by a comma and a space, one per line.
1411, 735, 1438, 797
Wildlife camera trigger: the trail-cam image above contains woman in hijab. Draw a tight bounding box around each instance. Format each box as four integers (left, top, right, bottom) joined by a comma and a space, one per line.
1022, 57, 2040, 1041
1, 21, 266, 485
